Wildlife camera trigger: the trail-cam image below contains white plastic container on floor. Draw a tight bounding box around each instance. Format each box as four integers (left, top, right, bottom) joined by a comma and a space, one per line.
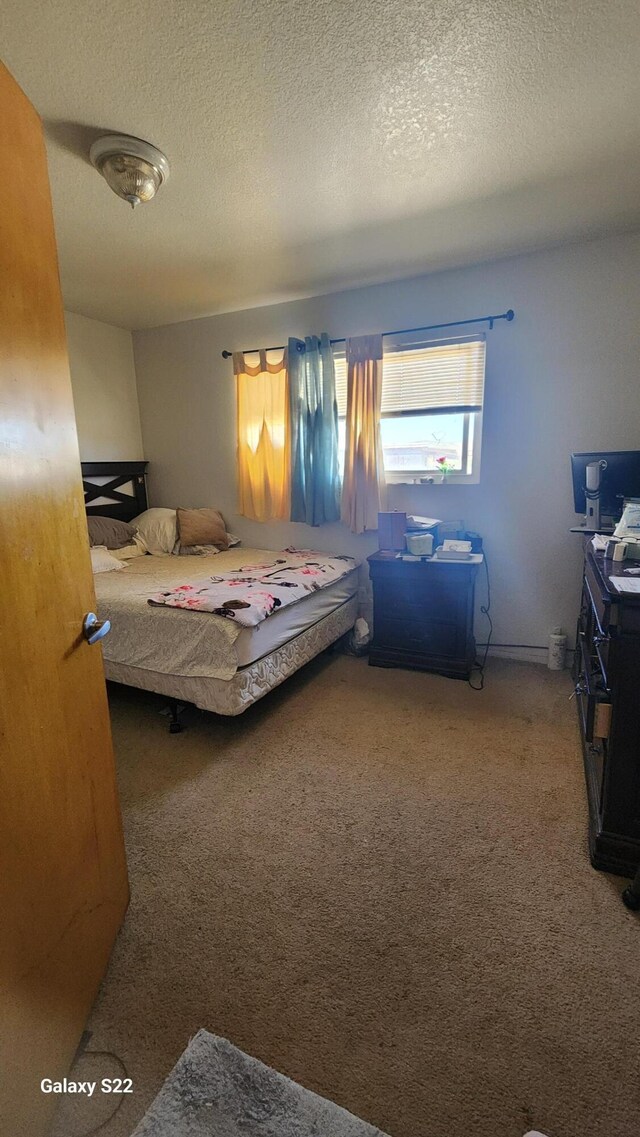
548, 626, 567, 670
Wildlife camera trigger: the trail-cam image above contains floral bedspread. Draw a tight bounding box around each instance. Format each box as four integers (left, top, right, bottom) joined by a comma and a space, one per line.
147, 549, 356, 627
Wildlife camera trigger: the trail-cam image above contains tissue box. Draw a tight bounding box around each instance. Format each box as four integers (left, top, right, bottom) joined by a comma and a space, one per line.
406, 533, 434, 556
434, 545, 472, 561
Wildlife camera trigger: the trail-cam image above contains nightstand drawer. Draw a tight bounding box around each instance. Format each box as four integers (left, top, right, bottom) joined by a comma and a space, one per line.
375, 592, 419, 620
374, 614, 460, 657
372, 573, 463, 609
373, 579, 464, 619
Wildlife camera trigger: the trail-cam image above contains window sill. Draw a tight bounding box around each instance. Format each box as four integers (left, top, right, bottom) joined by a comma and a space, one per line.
386, 474, 480, 486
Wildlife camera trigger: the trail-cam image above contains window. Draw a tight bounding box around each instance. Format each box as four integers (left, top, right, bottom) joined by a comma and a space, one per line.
334, 336, 485, 483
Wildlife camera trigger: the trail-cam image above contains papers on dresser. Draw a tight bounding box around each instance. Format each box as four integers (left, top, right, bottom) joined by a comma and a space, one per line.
406, 515, 440, 529
609, 577, 640, 593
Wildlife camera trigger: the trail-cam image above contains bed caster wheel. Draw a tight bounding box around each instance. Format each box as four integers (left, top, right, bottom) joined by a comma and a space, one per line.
622, 886, 640, 911
169, 721, 183, 735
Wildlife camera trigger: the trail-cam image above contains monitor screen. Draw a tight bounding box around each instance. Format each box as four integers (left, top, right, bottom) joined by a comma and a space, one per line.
571, 451, 640, 518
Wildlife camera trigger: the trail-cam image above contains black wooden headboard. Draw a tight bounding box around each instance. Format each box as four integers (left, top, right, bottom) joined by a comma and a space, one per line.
82, 461, 148, 522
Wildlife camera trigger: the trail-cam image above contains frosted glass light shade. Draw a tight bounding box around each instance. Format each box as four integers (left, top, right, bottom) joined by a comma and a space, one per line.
89, 135, 170, 208
100, 155, 160, 206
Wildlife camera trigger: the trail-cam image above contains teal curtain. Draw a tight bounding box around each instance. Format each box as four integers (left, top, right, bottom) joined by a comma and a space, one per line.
288, 333, 340, 526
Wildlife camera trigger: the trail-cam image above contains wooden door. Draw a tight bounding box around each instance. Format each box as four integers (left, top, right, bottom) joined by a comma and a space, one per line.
0, 62, 129, 1135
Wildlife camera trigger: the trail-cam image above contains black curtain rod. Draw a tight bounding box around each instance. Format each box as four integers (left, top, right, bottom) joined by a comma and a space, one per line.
221, 308, 514, 359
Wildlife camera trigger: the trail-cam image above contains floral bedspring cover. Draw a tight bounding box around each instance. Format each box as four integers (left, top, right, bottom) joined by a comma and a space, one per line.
148, 549, 357, 627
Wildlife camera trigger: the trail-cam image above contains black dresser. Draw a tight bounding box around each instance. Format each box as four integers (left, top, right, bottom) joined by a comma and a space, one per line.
573, 547, 640, 875
367, 552, 480, 679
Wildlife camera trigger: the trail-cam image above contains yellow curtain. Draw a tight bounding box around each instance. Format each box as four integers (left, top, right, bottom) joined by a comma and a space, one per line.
235, 349, 290, 521
340, 334, 386, 534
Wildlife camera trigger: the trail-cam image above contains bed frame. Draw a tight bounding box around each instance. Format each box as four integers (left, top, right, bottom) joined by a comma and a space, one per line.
83, 459, 358, 731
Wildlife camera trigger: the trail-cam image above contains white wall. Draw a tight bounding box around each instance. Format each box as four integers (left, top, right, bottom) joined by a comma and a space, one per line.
132, 232, 640, 655
65, 310, 143, 461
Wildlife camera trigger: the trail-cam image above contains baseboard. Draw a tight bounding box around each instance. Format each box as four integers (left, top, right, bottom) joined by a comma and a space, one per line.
485, 645, 551, 665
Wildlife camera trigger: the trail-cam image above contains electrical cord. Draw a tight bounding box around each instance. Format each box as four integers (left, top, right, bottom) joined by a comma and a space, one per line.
468, 551, 492, 691
467, 550, 576, 690
67, 1045, 130, 1137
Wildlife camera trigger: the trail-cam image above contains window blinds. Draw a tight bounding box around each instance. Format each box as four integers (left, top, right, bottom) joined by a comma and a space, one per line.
334, 337, 485, 418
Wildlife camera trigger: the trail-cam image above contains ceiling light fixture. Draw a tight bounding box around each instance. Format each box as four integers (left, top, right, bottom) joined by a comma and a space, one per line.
89, 134, 170, 209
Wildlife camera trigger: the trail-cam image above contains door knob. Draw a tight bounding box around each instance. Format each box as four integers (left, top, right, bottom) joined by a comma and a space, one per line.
83, 612, 111, 645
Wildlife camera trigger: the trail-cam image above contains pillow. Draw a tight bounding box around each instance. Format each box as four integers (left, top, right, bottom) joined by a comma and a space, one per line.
172, 533, 240, 555
111, 536, 148, 561
177, 507, 230, 550
177, 543, 223, 556
131, 508, 178, 555
90, 546, 124, 574
87, 515, 137, 549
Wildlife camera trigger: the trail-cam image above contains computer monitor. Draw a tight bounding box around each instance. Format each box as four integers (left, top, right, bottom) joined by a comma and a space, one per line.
571, 451, 640, 520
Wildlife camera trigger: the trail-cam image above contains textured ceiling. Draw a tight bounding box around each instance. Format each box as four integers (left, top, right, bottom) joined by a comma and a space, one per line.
2, 0, 640, 329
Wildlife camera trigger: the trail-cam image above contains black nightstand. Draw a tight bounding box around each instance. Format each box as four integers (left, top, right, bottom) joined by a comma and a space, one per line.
367, 552, 481, 679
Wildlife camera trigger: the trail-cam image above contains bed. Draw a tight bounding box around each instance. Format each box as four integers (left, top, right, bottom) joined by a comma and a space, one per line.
84, 462, 359, 719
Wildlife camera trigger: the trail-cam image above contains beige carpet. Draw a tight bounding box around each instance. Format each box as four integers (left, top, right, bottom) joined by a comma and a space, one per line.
60, 656, 638, 1137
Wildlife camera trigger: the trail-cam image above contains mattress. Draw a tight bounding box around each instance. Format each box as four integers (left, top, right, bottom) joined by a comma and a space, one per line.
94, 548, 360, 682
234, 570, 358, 666
104, 594, 359, 716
